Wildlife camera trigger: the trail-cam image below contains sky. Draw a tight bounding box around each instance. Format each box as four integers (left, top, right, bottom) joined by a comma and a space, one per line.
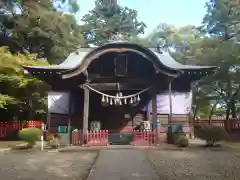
77, 0, 208, 36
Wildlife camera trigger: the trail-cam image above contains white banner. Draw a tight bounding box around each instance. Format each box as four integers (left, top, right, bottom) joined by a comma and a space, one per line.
143, 91, 192, 115
47, 91, 70, 114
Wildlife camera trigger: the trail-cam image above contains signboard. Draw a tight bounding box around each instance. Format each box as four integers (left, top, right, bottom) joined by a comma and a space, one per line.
156, 119, 161, 125
47, 91, 70, 114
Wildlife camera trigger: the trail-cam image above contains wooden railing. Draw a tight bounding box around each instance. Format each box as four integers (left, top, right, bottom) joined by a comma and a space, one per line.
195, 118, 240, 130
86, 130, 108, 146
0, 121, 43, 138
71, 130, 82, 145
71, 130, 109, 146
132, 130, 155, 146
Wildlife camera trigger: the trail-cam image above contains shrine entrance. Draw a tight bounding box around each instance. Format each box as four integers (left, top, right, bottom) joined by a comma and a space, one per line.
88, 90, 148, 145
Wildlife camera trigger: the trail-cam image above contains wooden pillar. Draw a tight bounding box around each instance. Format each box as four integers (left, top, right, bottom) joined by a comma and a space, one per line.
168, 81, 173, 124
46, 91, 51, 136
68, 92, 72, 145
46, 111, 51, 135
152, 86, 157, 125
82, 87, 90, 144
152, 85, 159, 144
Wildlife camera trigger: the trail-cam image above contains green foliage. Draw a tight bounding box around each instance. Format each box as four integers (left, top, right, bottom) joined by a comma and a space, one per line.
202, 0, 240, 39
144, 20, 240, 120
18, 127, 42, 147
81, 0, 146, 45
0, 46, 49, 119
166, 126, 182, 144
0, 94, 16, 108
148, 23, 203, 53
195, 124, 229, 146
136, 2, 240, 119
47, 132, 60, 149
1, 0, 85, 64
174, 135, 189, 147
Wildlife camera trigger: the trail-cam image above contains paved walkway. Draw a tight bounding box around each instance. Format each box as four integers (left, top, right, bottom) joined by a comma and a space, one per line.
86, 149, 159, 180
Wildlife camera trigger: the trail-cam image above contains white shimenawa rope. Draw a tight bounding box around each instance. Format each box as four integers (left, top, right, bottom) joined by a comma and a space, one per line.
83, 84, 152, 99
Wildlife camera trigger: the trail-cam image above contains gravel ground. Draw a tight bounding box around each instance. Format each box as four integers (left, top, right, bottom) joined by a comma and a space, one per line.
147, 149, 240, 180
0, 151, 98, 180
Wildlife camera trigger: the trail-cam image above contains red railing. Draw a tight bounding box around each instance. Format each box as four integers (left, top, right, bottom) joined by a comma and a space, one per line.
132, 130, 155, 146
196, 118, 240, 130
72, 130, 109, 146
71, 130, 82, 145
231, 120, 240, 130
86, 130, 108, 146
0, 120, 42, 138
196, 120, 225, 127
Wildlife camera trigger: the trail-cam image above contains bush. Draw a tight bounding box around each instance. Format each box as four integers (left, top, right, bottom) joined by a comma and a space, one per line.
195, 124, 228, 146
18, 128, 42, 148
175, 135, 189, 147
47, 132, 60, 149
47, 132, 60, 141
48, 138, 60, 149
167, 125, 185, 144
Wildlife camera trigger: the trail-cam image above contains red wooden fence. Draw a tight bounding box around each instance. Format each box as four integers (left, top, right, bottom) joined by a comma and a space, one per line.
195, 118, 240, 130
0, 121, 42, 138
71, 130, 82, 145
86, 130, 108, 146
71, 130, 109, 146
132, 130, 155, 146
232, 120, 240, 130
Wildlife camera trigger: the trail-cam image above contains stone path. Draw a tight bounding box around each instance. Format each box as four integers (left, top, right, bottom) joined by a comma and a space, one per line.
86, 149, 159, 180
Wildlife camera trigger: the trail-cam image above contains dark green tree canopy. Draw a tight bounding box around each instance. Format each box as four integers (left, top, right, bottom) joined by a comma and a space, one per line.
202, 0, 240, 40
81, 0, 146, 45
0, 0, 85, 64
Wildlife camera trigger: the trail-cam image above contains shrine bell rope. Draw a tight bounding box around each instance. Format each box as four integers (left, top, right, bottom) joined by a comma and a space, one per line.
82, 83, 152, 105
83, 84, 152, 99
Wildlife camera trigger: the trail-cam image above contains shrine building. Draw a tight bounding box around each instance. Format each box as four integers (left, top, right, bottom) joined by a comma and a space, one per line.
23, 41, 216, 145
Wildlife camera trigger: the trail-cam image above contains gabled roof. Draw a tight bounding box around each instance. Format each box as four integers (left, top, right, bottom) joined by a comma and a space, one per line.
23, 42, 217, 76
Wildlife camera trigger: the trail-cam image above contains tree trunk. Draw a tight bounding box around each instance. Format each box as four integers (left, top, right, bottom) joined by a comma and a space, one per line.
230, 100, 237, 118
209, 104, 215, 125
190, 105, 198, 139
209, 101, 219, 125
225, 105, 231, 132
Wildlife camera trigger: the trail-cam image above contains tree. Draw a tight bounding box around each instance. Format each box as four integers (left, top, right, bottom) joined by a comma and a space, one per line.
141, 23, 204, 65
201, 0, 240, 122
0, 46, 49, 120
143, 21, 239, 123
81, 0, 146, 45
0, 0, 86, 64
131, 36, 151, 47
202, 0, 240, 40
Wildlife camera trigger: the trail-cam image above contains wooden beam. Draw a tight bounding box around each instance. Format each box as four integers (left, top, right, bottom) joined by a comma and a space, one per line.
88, 76, 154, 84
88, 82, 151, 91
82, 87, 90, 144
